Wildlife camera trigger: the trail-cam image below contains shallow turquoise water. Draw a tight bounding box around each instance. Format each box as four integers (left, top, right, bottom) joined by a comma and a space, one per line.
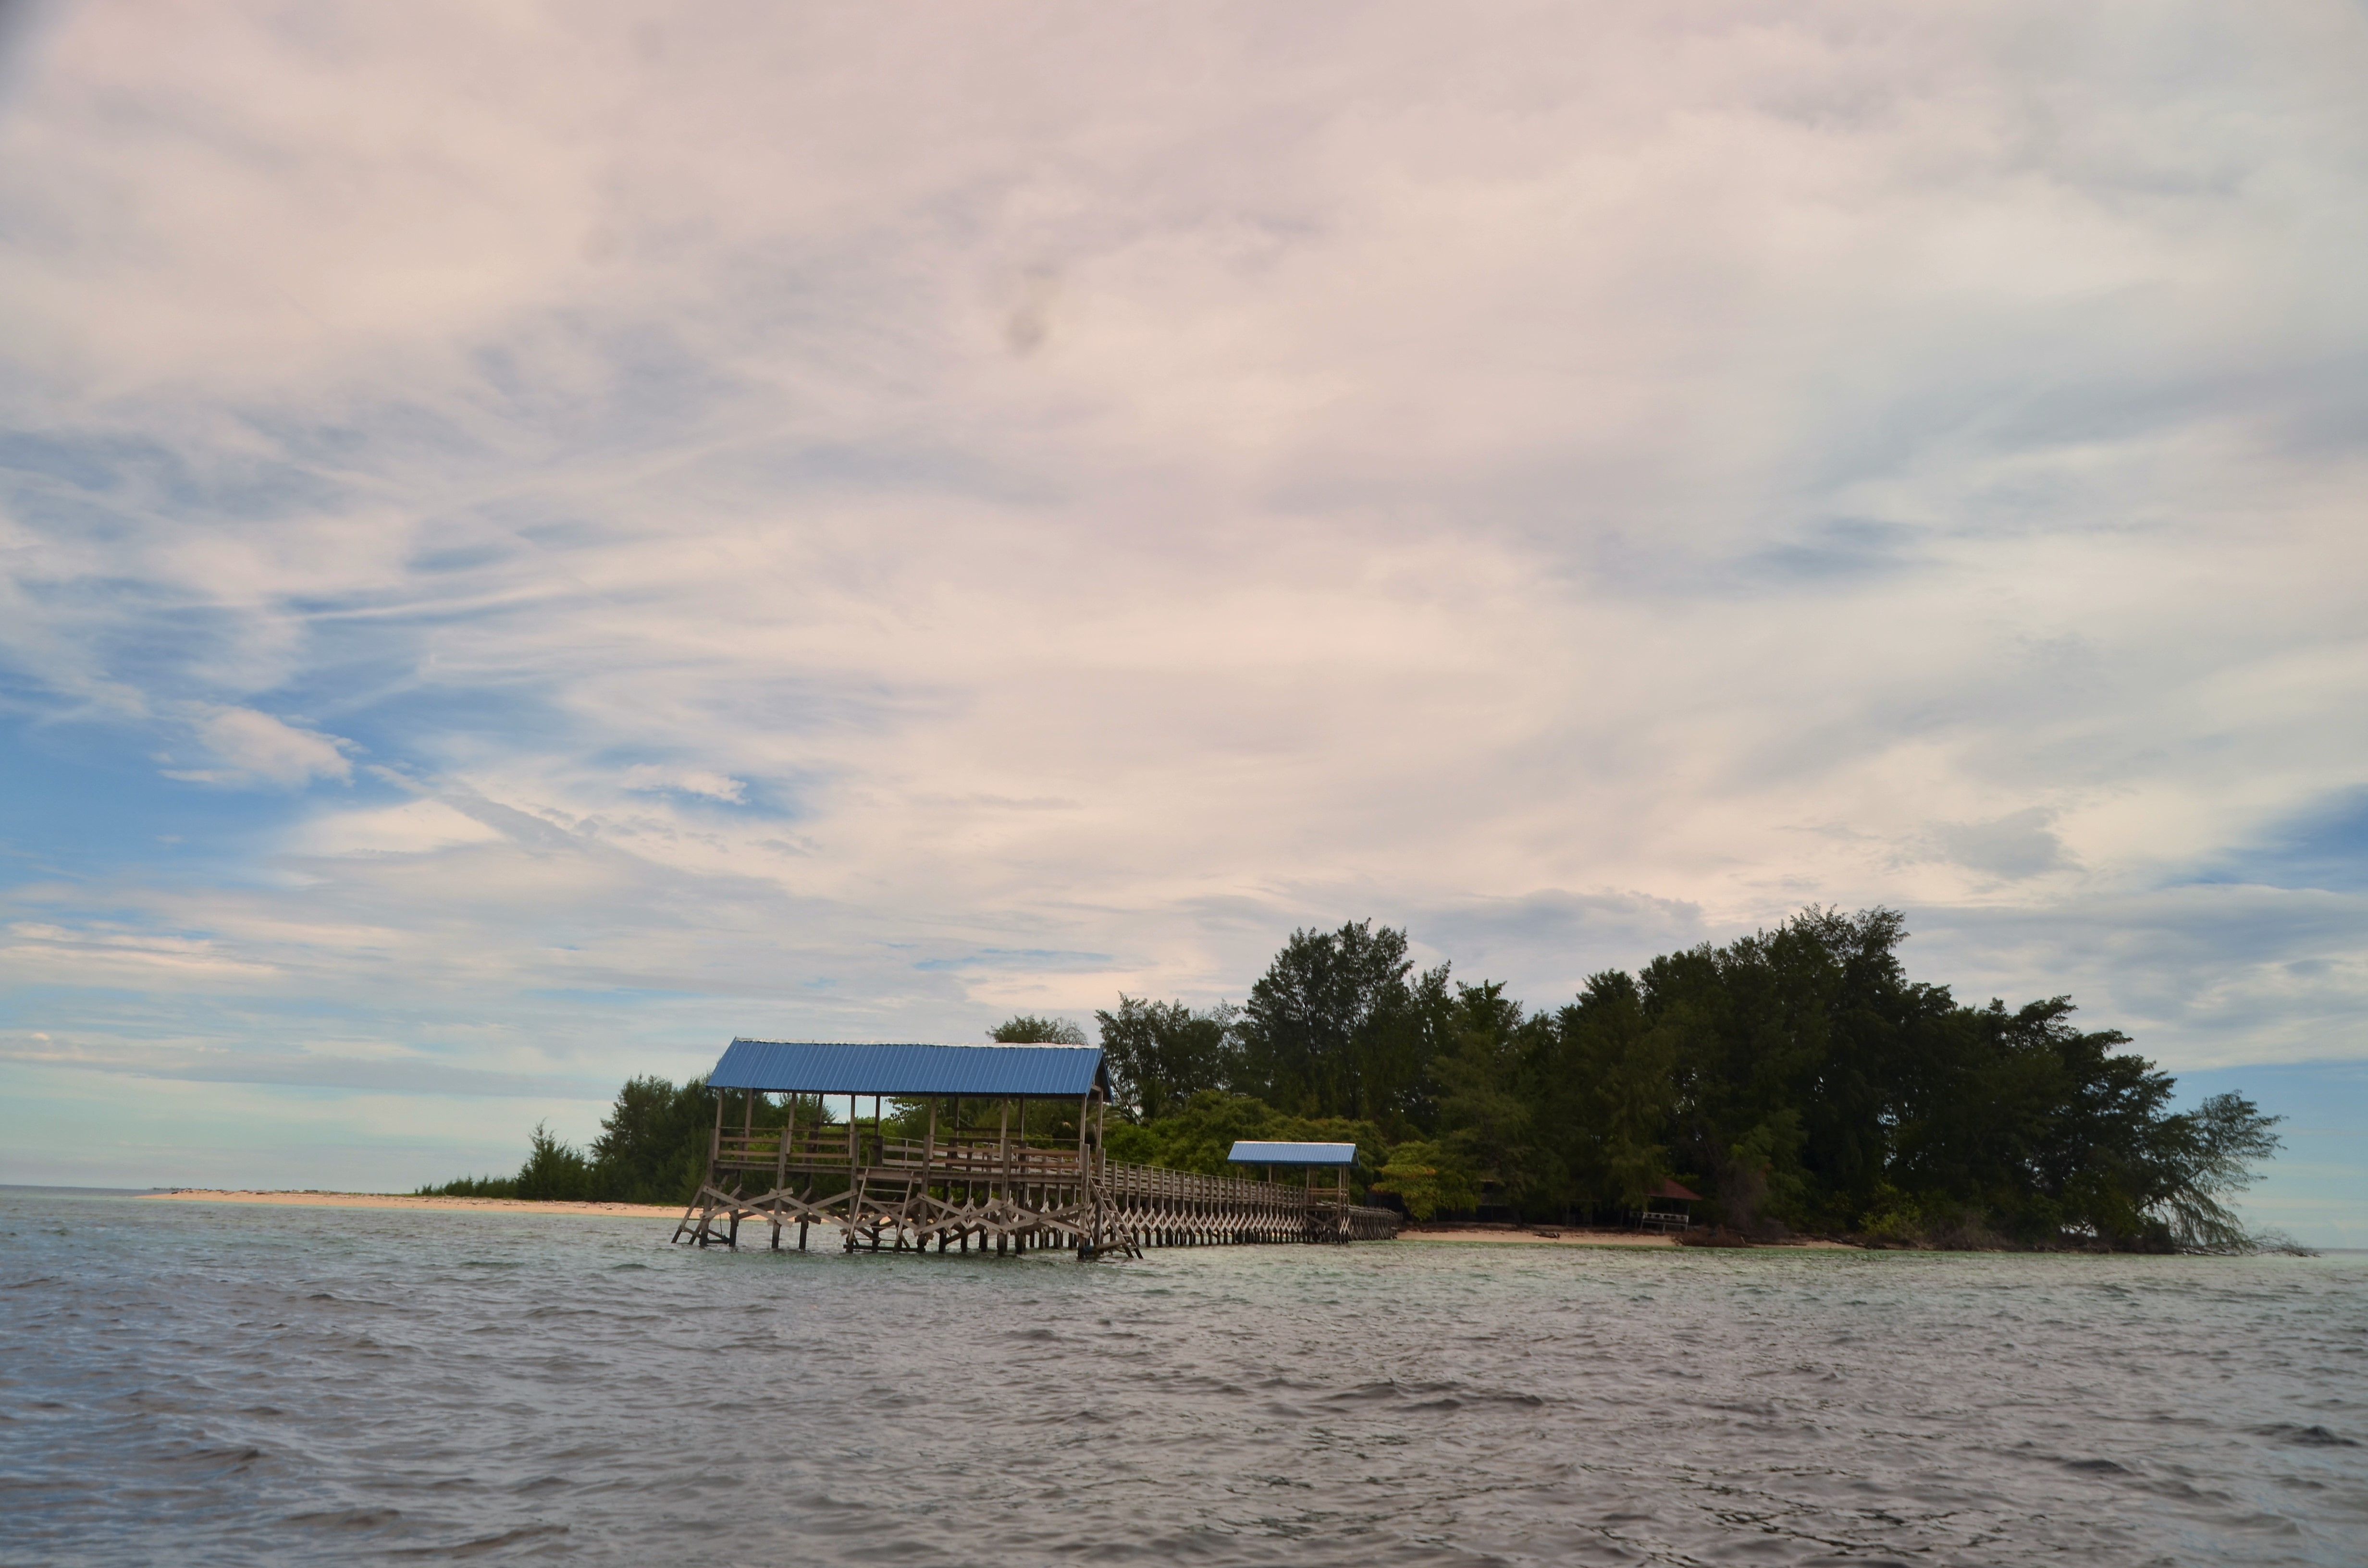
2, 1189, 2364, 1565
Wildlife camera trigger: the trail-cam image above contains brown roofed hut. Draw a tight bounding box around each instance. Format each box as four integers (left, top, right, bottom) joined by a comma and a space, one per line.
1639, 1179, 1701, 1233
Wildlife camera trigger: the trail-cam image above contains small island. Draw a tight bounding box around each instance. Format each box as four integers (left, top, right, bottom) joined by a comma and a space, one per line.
417, 907, 2292, 1256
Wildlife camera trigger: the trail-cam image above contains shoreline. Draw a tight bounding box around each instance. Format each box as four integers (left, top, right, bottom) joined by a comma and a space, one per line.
1402, 1225, 1676, 1248
142, 1188, 684, 1218
1401, 1225, 1860, 1250
135, 1192, 1855, 1247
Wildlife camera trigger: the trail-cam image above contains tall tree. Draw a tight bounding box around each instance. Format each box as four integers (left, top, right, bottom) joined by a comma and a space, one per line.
1535, 970, 1677, 1217
1430, 980, 1535, 1206
588, 1074, 715, 1205
2146, 1091, 2285, 1252
1237, 920, 1445, 1123
1093, 996, 1241, 1121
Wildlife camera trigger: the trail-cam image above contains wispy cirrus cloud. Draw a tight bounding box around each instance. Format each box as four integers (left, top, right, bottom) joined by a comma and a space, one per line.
618, 764, 745, 803
0, 2, 2364, 1203
162, 706, 353, 788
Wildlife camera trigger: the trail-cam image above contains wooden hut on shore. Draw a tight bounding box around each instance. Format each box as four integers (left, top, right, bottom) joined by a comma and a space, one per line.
675, 1040, 1400, 1256
1639, 1178, 1701, 1233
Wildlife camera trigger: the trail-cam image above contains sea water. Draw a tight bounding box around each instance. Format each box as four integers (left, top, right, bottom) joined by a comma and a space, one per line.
1, 1188, 2363, 1566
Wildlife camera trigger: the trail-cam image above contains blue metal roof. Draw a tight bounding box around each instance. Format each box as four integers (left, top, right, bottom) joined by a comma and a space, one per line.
708, 1040, 1107, 1097
1228, 1140, 1358, 1166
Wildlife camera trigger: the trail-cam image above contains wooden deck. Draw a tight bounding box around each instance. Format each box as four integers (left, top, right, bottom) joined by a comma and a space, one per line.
674, 1117, 1400, 1256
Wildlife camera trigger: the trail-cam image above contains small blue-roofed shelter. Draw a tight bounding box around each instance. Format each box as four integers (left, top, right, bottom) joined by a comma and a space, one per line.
1227, 1140, 1359, 1224
1228, 1141, 1357, 1166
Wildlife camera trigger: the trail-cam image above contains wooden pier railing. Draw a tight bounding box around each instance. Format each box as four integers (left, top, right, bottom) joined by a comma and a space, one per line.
678, 1127, 1399, 1255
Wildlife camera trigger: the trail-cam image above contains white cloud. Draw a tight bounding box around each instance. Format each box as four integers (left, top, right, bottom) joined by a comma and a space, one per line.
618, 764, 746, 803
164, 707, 353, 788
288, 798, 505, 857
0, 921, 280, 983
0, 1, 2364, 1192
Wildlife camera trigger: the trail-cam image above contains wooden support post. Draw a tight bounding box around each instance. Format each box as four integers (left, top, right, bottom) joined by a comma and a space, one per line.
771, 1091, 794, 1249
778, 1095, 795, 1189
914, 1095, 935, 1250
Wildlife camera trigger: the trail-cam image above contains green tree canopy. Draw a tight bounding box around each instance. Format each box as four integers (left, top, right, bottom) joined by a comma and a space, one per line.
1236, 919, 1446, 1125
988, 1014, 1087, 1044
1094, 995, 1240, 1121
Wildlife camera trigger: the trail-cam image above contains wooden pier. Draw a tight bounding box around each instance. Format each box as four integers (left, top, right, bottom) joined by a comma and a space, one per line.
671, 1040, 1400, 1256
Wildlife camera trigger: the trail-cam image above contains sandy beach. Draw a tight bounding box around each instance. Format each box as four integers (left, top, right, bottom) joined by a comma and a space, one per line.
1401, 1225, 1859, 1250
143, 1189, 684, 1218
1402, 1225, 1677, 1248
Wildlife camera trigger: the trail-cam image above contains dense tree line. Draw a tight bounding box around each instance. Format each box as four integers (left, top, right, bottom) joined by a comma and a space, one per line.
418, 1075, 733, 1205
430, 907, 2284, 1251
1101, 908, 2284, 1250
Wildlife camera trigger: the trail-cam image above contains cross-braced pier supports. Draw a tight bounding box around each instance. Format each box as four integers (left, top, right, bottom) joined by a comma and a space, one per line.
670, 1086, 1399, 1257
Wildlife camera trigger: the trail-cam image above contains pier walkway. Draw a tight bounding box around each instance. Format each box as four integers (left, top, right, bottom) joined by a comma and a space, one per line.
671, 1040, 1400, 1256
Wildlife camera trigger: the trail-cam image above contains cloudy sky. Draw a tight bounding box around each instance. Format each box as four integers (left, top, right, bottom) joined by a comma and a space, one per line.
2, 2, 2362, 1237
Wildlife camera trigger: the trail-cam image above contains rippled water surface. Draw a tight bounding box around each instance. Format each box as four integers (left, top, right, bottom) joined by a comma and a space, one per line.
3, 1189, 2365, 1565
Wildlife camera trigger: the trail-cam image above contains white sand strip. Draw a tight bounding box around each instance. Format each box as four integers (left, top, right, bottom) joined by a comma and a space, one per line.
142, 1189, 682, 1218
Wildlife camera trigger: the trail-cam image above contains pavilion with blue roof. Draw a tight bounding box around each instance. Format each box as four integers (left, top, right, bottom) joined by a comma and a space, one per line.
708, 1039, 1110, 1099
1228, 1140, 1360, 1217
675, 1039, 1402, 1258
